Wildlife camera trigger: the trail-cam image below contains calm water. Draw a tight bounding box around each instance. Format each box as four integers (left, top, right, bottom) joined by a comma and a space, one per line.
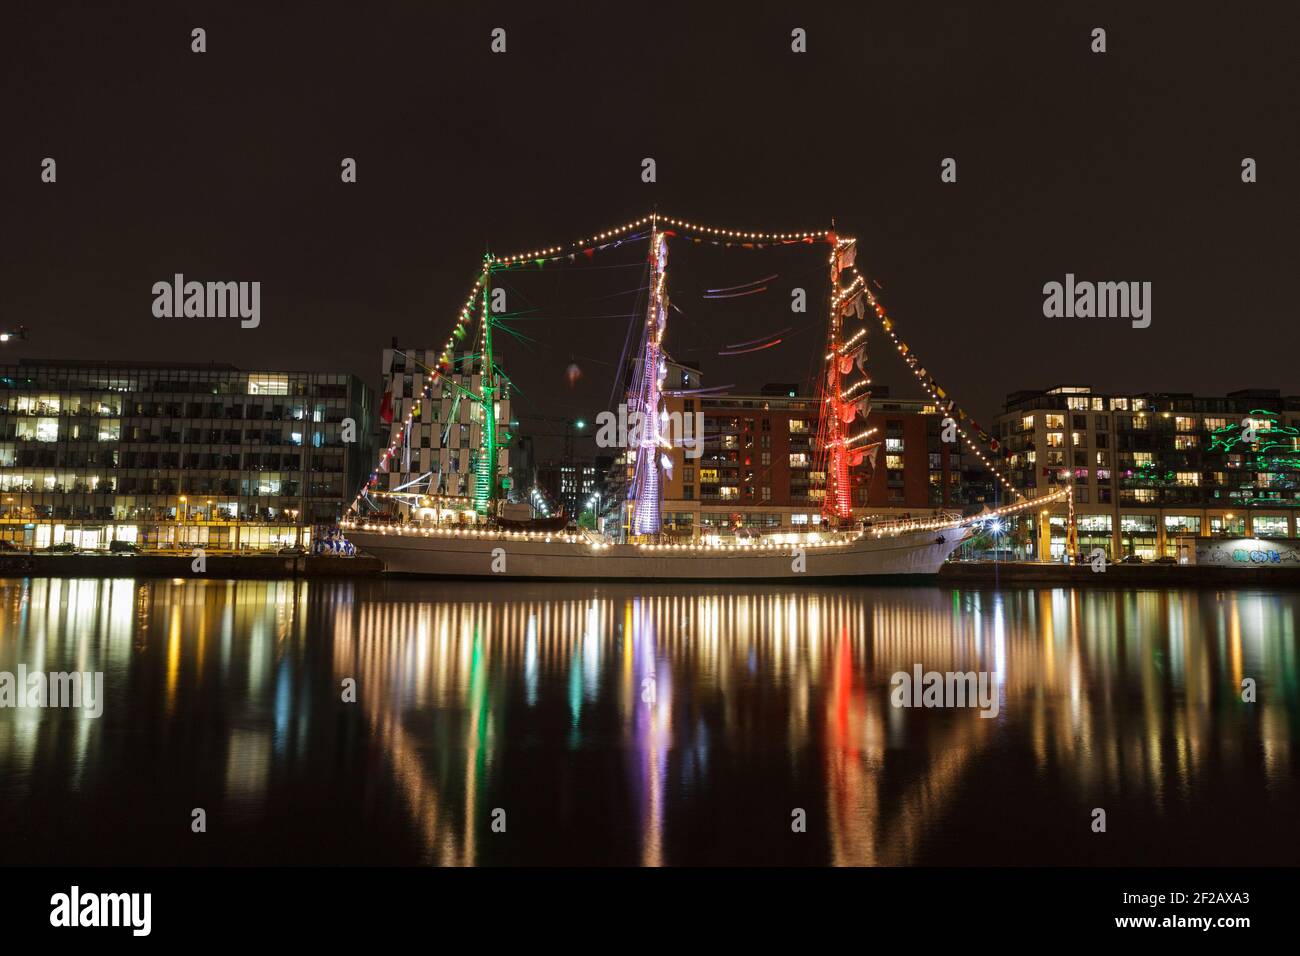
0, 577, 1296, 866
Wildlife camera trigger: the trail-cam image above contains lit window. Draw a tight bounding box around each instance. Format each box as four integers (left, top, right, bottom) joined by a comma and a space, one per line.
247, 374, 289, 396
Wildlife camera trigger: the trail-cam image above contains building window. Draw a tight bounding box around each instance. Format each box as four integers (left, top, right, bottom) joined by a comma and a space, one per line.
1210, 515, 1246, 536
1253, 516, 1289, 537
1164, 515, 1201, 534
247, 374, 289, 396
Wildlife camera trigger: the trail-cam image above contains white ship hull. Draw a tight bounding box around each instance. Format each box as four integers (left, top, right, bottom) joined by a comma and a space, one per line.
346, 526, 969, 581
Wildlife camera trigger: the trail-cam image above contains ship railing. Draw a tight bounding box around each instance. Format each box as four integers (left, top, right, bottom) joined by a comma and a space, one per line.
862, 511, 966, 536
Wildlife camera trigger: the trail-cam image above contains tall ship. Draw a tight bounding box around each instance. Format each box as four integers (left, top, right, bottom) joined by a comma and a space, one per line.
344, 214, 1063, 579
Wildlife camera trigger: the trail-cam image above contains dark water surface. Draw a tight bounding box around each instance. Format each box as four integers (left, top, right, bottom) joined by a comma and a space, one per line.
0, 577, 1296, 866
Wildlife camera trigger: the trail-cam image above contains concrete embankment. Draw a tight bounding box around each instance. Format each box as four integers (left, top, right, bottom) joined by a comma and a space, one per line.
938, 561, 1300, 589
0, 553, 383, 579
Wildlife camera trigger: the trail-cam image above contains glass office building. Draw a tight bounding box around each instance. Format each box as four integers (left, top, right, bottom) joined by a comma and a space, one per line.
0, 360, 374, 551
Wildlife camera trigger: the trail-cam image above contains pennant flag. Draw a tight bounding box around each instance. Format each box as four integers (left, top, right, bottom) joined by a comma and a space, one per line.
379, 388, 393, 424
838, 354, 854, 375
839, 402, 857, 425
840, 243, 857, 269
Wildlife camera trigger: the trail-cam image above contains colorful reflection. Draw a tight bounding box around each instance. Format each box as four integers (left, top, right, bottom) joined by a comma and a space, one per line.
0, 578, 1296, 865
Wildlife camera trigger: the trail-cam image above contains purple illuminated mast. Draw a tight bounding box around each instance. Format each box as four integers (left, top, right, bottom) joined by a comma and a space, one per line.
628, 226, 669, 536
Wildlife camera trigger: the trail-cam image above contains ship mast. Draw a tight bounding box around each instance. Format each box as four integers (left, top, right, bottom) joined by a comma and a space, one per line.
628, 221, 669, 536
474, 259, 498, 516
817, 235, 875, 525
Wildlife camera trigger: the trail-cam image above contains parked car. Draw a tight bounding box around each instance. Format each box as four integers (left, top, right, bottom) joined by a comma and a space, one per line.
1120, 554, 1144, 564
1152, 555, 1178, 565
47, 542, 79, 554
278, 546, 306, 556
0, 540, 22, 552
109, 540, 140, 554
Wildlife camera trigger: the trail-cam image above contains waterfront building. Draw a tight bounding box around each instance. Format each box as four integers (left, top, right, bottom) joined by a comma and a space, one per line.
647, 380, 988, 538
375, 345, 511, 522
996, 385, 1300, 559
0, 359, 374, 550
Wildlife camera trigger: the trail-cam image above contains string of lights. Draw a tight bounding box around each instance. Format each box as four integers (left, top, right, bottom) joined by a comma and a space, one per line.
349, 216, 1032, 522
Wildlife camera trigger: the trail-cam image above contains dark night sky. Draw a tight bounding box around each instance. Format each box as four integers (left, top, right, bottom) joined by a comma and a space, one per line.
2, 1, 1296, 429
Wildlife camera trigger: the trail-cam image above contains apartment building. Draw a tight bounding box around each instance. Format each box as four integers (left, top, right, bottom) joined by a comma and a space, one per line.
375, 346, 511, 520
996, 385, 1300, 559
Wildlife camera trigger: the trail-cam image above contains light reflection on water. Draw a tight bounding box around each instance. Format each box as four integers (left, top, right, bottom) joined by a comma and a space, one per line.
0, 577, 1296, 865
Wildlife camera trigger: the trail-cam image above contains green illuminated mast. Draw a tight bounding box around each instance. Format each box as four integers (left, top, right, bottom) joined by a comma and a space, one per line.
474, 260, 497, 516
